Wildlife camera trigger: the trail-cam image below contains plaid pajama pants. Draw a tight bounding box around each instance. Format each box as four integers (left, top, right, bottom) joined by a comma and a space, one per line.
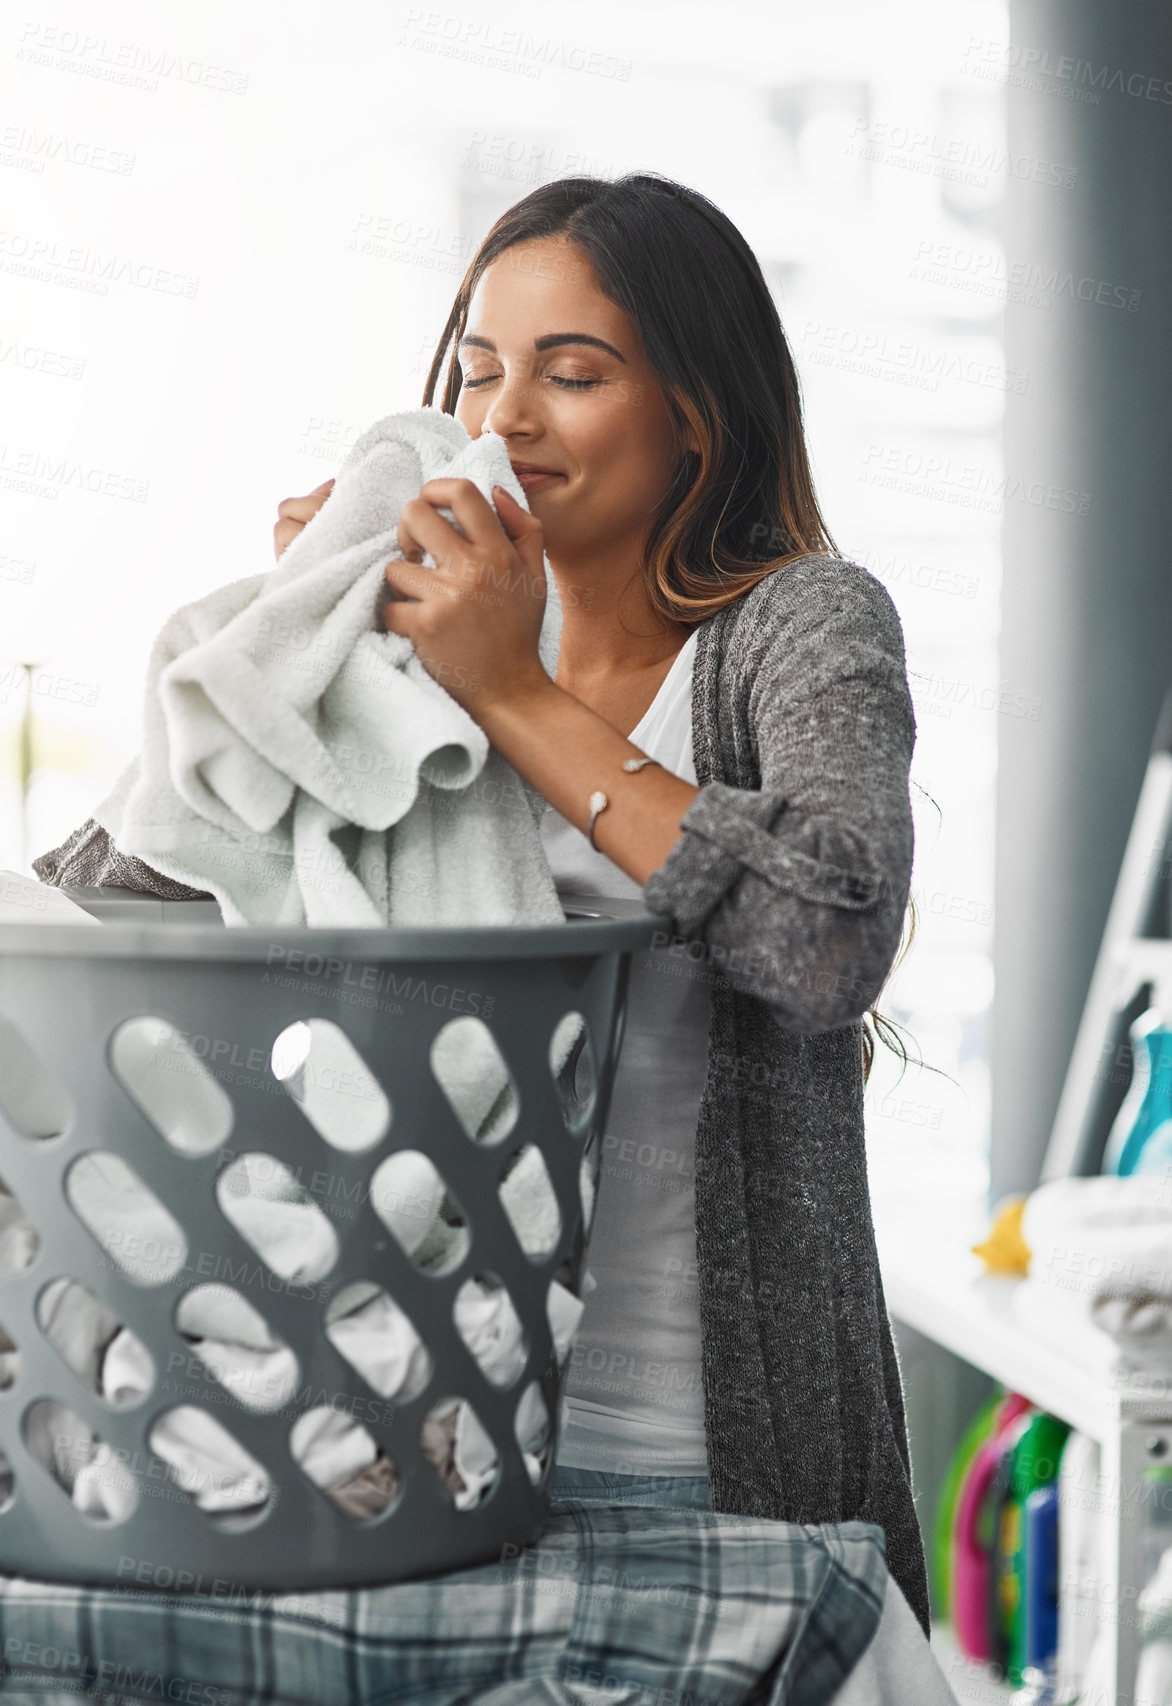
0, 1480, 887, 1706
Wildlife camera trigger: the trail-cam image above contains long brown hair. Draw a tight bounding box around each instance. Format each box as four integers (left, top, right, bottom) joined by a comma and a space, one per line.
423, 171, 914, 1081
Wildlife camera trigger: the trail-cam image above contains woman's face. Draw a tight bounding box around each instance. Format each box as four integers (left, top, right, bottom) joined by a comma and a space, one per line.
454, 236, 689, 572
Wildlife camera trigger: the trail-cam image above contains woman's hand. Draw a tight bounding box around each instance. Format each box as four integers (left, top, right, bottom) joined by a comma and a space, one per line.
380, 478, 550, 718
273, 478, 336, 560
382, 475, 699, 884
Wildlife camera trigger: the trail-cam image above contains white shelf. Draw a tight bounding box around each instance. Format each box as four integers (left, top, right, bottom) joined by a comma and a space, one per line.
875, 1199, 1172, 1442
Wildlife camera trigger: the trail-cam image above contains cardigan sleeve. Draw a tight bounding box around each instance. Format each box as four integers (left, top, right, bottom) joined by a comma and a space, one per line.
641, 563, 917, 1035
31, 818, 212, 901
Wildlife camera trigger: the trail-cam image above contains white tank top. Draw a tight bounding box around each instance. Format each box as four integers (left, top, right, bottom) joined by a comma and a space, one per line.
541, 629, 711, 1475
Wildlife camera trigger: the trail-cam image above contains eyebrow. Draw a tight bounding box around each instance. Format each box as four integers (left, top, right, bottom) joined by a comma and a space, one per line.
458, 332, 626, 363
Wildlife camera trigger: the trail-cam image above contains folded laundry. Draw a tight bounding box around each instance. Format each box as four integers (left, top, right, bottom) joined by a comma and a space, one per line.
1090, 1283, 1172, 1366
1023, 1174, 1172, 1252
87, 409, 567, 928
1014, 1175, 1172, 1372
1011, 1278, 1172, 1381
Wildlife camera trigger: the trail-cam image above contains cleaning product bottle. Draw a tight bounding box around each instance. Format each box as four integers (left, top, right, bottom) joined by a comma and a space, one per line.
1001, 1414, 1071, 1686
1021, 1482, 1060, 1704
933, 1387, 1004, 1620
1103, 971, 1172, 1176
953, 1394, 1034, 1661
986, 1426, 1020, 1678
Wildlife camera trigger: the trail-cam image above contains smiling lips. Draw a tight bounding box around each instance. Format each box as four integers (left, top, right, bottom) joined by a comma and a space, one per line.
510, 462, 564, 491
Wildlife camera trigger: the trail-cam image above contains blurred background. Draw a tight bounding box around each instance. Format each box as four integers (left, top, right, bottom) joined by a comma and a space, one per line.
0, 0, 1009, 1207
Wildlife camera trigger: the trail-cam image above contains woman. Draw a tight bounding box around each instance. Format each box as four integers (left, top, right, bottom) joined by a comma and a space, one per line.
36, 173, 929, 1633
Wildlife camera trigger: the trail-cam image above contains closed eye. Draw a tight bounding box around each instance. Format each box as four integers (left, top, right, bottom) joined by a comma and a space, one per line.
461, 374, 601, 391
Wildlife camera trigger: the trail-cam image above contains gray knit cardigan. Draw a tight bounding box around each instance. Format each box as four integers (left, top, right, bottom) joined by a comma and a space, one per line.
32, 552, 931, 1633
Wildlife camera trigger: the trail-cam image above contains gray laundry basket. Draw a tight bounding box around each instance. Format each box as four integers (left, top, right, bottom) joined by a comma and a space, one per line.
0, 888, 663, 1592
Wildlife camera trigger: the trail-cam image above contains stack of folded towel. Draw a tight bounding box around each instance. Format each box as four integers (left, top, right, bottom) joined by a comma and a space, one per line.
87, 408, 566, 928
1011, 1175, 1172, 1375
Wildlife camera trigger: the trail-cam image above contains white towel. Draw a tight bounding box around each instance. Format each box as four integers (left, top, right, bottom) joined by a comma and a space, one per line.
1010, 1279, 1172, 1380
90, 408, 566, 929
1019, 1175, 1172, 1370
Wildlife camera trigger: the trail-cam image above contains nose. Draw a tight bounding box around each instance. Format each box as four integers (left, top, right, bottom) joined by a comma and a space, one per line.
477, 363, 540, 441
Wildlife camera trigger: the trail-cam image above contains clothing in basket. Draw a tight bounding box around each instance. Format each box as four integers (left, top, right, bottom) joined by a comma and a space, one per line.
0, 877, 589, 1526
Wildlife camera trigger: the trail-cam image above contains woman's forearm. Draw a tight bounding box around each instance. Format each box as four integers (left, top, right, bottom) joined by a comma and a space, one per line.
478, 680, 700, 887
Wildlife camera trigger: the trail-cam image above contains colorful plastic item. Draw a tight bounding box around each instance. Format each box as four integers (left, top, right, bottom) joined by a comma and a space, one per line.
986, 1431, 1018, 1674
1024, 1482, 1060, 1679
971, 1197, 1032, 1276
951, 1393, 1033, 1660
932, 1388, 1003, 1617
1004, 1413, 1070, 1684
1103, 974, 1172, 1176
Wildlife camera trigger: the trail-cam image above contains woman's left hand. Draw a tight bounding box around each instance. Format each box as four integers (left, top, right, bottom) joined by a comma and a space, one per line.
379, 478, 550, 718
